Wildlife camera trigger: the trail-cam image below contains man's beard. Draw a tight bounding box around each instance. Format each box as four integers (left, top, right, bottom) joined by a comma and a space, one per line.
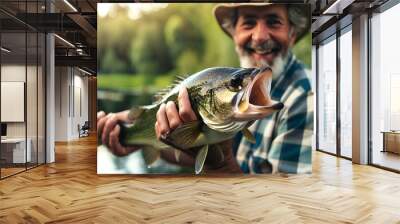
236, 41, 289, 80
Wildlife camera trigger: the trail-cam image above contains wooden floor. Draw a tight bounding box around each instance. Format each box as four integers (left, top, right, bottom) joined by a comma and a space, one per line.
0, 167, 26, 178
1, 163, 44, 178
1, 135, 400, 223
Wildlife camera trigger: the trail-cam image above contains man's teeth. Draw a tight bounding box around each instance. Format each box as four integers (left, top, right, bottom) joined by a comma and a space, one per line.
254, 49, 272, 54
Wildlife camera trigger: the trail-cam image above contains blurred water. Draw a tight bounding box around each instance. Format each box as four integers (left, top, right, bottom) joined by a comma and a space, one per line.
97, 145, 147, 174
97, 88, 154, 114
97, 145, 190, 174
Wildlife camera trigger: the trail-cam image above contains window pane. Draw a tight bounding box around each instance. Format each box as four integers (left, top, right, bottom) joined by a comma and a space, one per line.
340, 29, 352, 158
318, 36, 337, 154
371, 3, 400, 171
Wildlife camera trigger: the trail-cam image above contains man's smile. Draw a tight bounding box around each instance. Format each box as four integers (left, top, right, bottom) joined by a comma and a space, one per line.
243, 40, 283, 65
251, 52, 276, 65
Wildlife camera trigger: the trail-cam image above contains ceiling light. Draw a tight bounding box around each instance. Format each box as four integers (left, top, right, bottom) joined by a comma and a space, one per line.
63, 0, 78, 12
78, 67, 93, 76
54, 34, 75, 48
323, 0, 342, 14
1, 47, 11, 53
322, 0, 354, 15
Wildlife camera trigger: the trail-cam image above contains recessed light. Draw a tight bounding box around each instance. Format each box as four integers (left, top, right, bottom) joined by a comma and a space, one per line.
1, 47, 11, 53
63, 0, 78, 12
54, 34, 75, 48
78, 67, 93, 76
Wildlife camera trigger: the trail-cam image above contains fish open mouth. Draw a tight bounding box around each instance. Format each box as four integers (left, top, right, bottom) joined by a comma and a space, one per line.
233, 67, 284, 121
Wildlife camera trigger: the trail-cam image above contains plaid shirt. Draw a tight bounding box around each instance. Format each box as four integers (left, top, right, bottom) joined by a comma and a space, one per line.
233, 52, 313, 174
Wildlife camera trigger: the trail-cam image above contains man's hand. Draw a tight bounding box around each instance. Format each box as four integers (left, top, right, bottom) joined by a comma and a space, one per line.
155, 88, 242, 173
97, 110, 139, 156
154, 88, 197, 139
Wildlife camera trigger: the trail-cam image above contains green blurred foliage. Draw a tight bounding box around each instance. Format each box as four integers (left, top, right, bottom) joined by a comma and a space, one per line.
102, 49, 128, 73
98, 3, 311, 93
176, 50, 200, 75
293, 32, 311, 69
98, 5, 136, 73
130, 21, 172, 75
98, 73, 174, 92
164, 15, 204, 62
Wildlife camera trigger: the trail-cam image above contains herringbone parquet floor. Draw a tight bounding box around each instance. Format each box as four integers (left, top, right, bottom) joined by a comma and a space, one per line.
1, 135, 400, 223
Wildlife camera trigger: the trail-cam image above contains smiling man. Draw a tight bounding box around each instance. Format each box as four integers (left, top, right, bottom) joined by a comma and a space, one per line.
155, 3, 313, 173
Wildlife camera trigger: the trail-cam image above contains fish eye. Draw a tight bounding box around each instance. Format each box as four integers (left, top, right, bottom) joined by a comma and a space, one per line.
229, 76, 243, 91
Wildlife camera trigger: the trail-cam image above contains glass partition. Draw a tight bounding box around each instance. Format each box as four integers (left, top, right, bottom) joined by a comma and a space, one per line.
0, 1, 46, 179
317, 35, 337, 154
1, 31, 27, 177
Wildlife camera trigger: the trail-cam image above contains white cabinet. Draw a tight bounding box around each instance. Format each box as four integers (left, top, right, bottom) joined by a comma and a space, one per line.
1, 138, 32, 163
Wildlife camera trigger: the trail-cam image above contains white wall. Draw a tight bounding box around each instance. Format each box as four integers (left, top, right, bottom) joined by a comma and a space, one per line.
54, 66, 89, 141
55, 67, 68, 141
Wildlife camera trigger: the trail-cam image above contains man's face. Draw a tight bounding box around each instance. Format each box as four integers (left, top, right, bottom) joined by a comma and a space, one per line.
233, 5, 296, 74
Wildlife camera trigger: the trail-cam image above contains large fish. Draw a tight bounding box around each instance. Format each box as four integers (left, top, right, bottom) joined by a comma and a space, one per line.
116, 67, 283, 174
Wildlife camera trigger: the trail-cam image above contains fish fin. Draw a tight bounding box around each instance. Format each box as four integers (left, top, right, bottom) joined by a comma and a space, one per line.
242, 128, 256, 144
195, 145, 208, 174
142, 147, 160, 167
152, 76, 186, 103
174, 74, 188, 83
174, 149, 181, 162
152, 74, 191, 103
128, 106, 144, 121
153, 90, 169, 103
162, 121, 202, 149
153, 86, 175, 103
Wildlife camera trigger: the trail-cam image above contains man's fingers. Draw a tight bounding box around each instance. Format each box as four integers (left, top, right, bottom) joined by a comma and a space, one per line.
102, 113, 118, 145
155, 88, 195, 140
97, 111, 106, 120
178, 88, 197, 122
108, 125, 139, 156
165, 101, 182, 130
109, 125, 123, 154
109, 125, 127, 156
155, 121, 160, 139
97, 116, 107, 136
156, 103, 170, 136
